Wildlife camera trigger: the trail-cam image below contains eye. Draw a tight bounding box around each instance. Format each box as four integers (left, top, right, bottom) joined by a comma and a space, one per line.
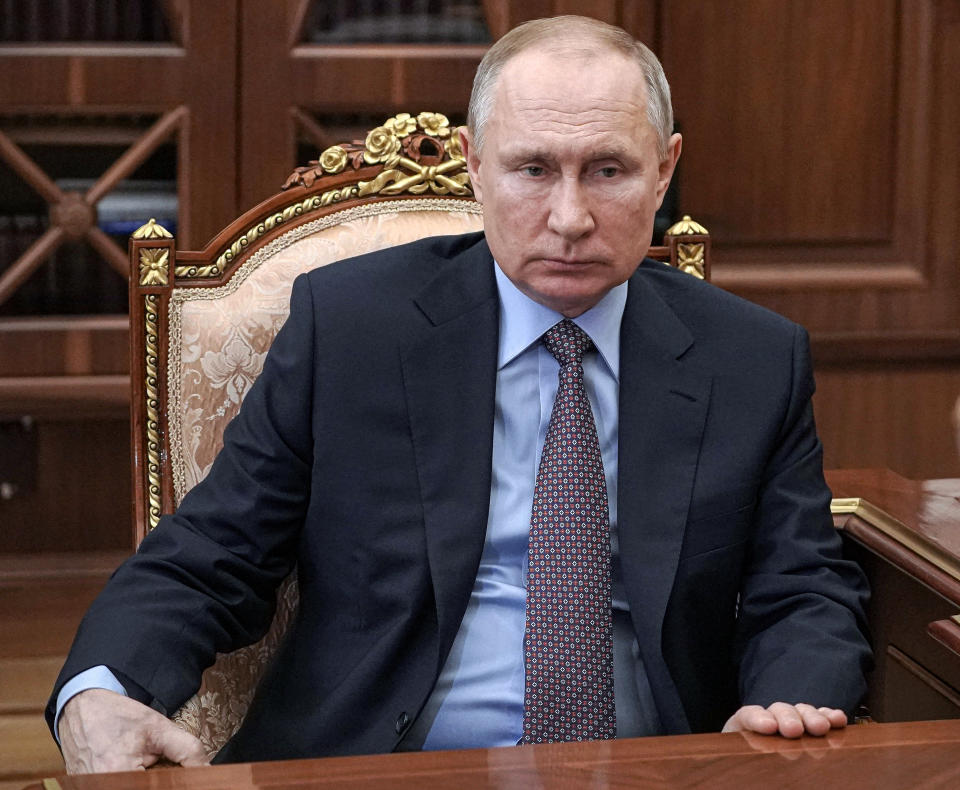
596, 166, 620, 178
521, 165, 545, 177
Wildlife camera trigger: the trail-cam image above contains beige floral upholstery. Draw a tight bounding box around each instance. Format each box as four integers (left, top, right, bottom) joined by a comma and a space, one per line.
169, 202, 483, 506
168, 200, 483, 755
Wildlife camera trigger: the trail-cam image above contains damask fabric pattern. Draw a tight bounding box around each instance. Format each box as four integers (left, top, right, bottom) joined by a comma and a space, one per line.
167, 206, 483, 753
171, 208, 483, 505
523, 320, 616, 744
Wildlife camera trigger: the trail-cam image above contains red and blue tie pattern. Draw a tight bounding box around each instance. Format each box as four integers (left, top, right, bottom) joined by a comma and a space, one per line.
522, 319, 616, 744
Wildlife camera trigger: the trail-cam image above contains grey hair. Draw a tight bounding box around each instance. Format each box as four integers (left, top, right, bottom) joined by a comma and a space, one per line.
467, 15, 674, 159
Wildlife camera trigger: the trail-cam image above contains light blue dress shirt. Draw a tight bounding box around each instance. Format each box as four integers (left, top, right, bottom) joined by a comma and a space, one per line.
57, 262, 661, 747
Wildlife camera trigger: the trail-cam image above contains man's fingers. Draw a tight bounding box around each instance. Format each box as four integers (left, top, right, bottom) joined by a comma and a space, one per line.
790, 703, 847, 736
767, 702, 805, 738
148, 720, 210, 767
820, 706, 849, 729
724, 703, 849, 738
722, 705, 779, 734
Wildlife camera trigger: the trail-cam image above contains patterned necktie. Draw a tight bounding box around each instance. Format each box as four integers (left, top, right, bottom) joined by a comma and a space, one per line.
522, 319, 616, 744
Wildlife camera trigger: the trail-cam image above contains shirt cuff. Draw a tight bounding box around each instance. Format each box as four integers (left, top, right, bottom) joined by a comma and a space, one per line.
54, 665, 128, 745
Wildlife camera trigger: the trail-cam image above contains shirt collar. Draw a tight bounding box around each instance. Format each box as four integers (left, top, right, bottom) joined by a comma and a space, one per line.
494, 262, 626, 378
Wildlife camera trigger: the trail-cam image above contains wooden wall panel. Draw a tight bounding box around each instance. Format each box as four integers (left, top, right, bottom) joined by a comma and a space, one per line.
661, 0, 960, 363
665, 0, 898, 247
814, 364, 960, 479
656, 0, 960, 478
0, 419, 131, 553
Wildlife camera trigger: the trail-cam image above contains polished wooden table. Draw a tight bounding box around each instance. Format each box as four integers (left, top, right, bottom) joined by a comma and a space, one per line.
25, 720, 960, 789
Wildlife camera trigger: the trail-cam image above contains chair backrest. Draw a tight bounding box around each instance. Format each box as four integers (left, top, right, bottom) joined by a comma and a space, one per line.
127, 112, 711, 754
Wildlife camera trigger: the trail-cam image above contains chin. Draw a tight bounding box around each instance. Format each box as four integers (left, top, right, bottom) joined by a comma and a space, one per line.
537, 288, 603, 318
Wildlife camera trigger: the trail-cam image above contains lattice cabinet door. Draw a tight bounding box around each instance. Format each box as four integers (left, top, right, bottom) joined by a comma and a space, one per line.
236, 0, 654, 210
0, 0, 239, 552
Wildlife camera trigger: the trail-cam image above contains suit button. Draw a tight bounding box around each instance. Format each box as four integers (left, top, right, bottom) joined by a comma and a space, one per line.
395, 711, 411, 734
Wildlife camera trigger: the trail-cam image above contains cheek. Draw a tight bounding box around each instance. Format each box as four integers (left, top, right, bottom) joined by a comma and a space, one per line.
490, 186, 544, 229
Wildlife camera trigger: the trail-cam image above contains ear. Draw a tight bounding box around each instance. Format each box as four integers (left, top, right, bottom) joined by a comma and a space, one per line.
459, 126, 484, 203
655, 132, 682, 208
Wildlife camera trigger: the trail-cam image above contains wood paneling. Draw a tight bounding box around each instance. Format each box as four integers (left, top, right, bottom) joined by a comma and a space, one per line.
0, 553, 121, 786
655, 0, 960, 479
238, 1, 486, 209
662, 0, 960, 361
0, 1, 239, 557
665, 0, 899, 247
0, 4, 240, 249
0, 419, 131, 553
0, 317, 127, 377
814, 364, 960, 479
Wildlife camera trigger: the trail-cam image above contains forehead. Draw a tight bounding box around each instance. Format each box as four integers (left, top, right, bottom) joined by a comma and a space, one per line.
489, 47, 654, 154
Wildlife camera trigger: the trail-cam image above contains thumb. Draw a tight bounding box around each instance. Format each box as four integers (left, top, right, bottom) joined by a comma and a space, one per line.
146, 718, 211, 767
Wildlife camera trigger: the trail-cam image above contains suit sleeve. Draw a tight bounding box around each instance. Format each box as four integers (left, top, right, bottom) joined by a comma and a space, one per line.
734, 325, 872, 714
47, 273, 318, 731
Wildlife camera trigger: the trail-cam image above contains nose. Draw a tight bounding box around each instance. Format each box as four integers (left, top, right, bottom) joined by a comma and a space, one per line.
546, 177, 595, 241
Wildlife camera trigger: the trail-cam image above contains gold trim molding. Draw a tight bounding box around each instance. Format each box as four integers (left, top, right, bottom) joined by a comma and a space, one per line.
284, 111, 469, 196
831, 497, 960, 583
175, 189, 363, 279
666, 215, 709, 236
144, 294, 162, 531
173, 112, 474, 281
133, 217, 173, 239
665, 215, 708, 279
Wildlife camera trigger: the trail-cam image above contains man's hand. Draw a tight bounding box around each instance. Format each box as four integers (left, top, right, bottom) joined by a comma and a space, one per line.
722, 702, 848, 738
58, 688, 210, 774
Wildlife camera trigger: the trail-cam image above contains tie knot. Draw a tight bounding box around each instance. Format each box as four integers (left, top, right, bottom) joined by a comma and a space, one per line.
543, 320, 593, 367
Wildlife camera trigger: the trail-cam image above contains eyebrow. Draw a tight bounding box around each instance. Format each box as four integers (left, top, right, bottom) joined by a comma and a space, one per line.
500, 147, 637, 167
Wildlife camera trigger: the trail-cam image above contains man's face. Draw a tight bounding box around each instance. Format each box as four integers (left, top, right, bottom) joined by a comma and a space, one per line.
462, 47, 681, 317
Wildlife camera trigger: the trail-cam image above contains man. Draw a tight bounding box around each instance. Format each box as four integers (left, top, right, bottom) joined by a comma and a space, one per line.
50, 15, 871, 773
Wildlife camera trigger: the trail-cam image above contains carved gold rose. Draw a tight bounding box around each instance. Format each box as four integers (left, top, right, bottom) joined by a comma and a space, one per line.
417, 112, 451, 138
363, 126, 401, 165
319, 145, 348, 174
445, 128, 465, 161
384, 112, 417, 137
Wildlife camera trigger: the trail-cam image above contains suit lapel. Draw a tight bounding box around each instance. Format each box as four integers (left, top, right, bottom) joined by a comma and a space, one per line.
617, 267, 712, 731
400, 239, 499, 674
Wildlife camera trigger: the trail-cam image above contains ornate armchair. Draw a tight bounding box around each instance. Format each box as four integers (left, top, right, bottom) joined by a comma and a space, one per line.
127, 112, 711, 755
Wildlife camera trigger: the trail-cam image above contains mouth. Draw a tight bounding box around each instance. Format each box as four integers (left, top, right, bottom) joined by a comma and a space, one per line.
539, 257, 596, 268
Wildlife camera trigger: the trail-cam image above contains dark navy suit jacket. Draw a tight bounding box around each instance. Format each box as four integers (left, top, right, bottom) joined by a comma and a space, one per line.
48, 232, 871, 762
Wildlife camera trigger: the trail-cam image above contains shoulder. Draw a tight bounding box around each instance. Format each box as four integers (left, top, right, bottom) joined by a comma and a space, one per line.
627, 258, 809, 390
632, 258, 801, 345
290, 230, 492, 337
302, 230, 488, 293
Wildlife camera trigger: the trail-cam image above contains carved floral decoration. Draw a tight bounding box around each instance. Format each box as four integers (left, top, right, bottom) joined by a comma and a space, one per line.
665, 215, 710, 280
138, 248, 170, 286
283, 112, 471, 198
